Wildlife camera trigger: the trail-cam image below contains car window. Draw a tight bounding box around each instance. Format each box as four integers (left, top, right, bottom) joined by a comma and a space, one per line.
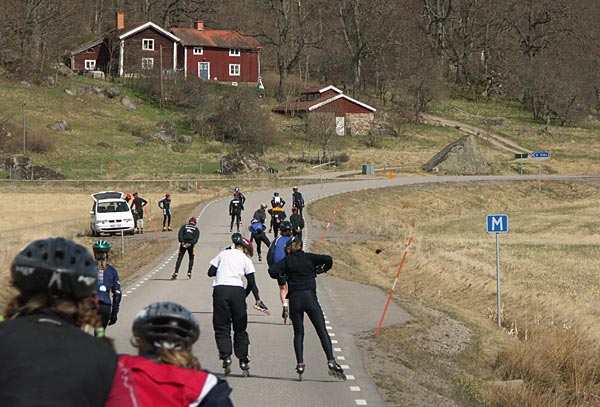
116, 202, 130, 212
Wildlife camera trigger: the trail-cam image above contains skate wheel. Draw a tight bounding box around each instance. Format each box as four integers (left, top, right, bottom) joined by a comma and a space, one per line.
298, 373, 303, 382
224, 367, 231, 376
242, 370, 250, 378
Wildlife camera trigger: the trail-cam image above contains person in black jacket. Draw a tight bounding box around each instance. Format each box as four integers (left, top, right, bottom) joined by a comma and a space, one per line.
171, 217, 200, 280
289, 206, 305, 240
268, 237, 346, 381
229, 194, 244, 232
0, 237, 135, 407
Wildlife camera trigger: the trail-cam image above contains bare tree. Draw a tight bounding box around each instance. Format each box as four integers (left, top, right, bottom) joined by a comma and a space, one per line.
306, 112, 336, 161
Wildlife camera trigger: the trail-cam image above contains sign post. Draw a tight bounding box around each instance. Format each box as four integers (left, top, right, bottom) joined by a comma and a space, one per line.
487, 214, 508, 328
531, 151, 550, 191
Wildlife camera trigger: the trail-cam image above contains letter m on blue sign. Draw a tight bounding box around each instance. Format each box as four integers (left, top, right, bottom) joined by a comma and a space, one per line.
487, 214, 508, 233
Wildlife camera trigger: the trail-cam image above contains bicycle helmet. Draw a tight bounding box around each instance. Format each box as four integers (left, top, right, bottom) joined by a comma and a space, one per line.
93, 239, 111, 253
239, 237, 254, 258
231, 232, 243, 244
260, 203, 267, 209
234, 186, 240, 192
274, 191, 279, 196
132, 301, 200, 347
165, 193, 170, 198
292, 186, 298, 191
285, 236, 303, 249
279, 221, 293, 233
188, 217, 197, 224
11, 237, 98, 299
251, 219, 259, 224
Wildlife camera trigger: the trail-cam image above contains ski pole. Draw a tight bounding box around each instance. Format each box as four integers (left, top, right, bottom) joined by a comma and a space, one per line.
145, 206, 163, 249
375, 235, 413, 337
319, 202, 340, 245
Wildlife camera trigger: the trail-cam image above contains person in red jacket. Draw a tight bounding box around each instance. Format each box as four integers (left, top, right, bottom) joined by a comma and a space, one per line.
118, 301, 233, 406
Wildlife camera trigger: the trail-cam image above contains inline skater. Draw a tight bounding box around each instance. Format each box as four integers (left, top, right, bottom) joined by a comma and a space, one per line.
158, 193, 172, 231
267, 221, 293, 324
171, 217, 200, 280
268, 237, 346, 381
119, 301, 233, 406
92, 239, 122, 329
208, 234, 255, 377
291, 186, 305, 216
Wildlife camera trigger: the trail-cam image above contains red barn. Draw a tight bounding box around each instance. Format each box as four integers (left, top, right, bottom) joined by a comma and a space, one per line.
172, 21, 261, 85
272, 86, 376, 135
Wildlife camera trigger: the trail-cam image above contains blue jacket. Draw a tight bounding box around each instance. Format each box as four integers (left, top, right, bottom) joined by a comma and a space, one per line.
248, 222, 266, 234
267, 235, 291, 266
97, 264, 122, 311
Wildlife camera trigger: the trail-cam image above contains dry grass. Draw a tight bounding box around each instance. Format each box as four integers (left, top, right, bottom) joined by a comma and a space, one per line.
310, 179, 600, 405
0, 180, 280, 304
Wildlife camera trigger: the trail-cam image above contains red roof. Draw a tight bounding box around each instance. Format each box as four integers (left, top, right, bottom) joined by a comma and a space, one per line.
272, 85, 375, 114
171, 28, 260, 50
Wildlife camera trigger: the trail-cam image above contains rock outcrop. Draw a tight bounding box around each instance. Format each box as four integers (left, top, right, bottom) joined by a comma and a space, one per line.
424, 135, 491, 175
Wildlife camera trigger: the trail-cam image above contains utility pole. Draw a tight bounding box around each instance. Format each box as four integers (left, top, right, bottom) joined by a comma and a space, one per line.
22, 101, 27, 155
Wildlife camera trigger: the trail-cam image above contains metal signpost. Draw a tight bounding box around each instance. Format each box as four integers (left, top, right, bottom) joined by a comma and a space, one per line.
514, 153, 528, 175
531, 151, 550, 191
487, 214, 508, 328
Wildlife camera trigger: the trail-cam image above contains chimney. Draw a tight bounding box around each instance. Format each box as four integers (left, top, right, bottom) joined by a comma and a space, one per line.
195, 21, 204, 31
116, 12, 125, 30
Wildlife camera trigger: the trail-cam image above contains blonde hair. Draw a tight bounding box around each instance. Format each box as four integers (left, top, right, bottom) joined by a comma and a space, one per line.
132, 337, 201, 370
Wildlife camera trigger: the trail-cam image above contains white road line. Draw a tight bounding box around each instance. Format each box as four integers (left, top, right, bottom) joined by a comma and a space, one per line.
346, 375, 355, 380
334, 347, 342, 352
350, 386, 361, 392
341, 364, 349, 369
338, 356, 346, 360
355, 400, 367, 405
331, 340, 338, 344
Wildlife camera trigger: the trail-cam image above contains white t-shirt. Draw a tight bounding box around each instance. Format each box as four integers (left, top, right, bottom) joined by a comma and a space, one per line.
209, 248, 255, 287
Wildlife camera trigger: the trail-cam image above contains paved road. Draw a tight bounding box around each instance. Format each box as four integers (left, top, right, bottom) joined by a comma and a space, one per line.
108, 173, 596, 406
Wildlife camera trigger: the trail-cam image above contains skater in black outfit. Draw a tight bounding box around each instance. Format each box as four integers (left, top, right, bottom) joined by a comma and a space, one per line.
158, 193, 172, 231
290, 206, 305, 240
291, 186, 305, 216
131, 192, 148, 233
268, 237, 346, 381
233, 186, 246, 206
208, 235, 256, 377
171, 217, 200, 280
229, 195, 244, 232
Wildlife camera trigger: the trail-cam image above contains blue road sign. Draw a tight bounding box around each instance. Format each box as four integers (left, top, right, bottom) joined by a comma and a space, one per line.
487, 214, 508, 233
531, 151, 549, 158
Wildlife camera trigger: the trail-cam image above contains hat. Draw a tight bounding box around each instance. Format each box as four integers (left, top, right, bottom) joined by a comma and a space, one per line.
166, 193, 170, 198
189, 217, 197, 224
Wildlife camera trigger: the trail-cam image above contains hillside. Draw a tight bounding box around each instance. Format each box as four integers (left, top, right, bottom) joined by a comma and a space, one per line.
1, 70, 600, 181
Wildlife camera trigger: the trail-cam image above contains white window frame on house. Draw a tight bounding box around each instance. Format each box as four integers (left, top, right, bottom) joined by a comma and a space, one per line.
229, 64, 240, 76
229, 48, 240, 56
193, 47, 203, 55
84, 60, 96, 70
142, 58, 154, 70
142, 39, 154, 51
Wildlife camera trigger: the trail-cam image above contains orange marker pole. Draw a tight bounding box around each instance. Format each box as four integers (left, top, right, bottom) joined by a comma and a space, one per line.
144, 206, 163, 249
319, 202, 340, 245
375, 235, 413, 337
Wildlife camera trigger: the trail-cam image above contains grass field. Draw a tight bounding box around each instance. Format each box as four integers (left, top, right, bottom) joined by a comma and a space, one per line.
310, 180, 600, 405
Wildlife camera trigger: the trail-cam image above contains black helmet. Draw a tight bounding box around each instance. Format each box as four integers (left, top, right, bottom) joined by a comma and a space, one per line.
231, 232, 243, 244
274, 191, 279, 196
93, 239, 111, 253
285, 236, 303, 249
132, 301, 200, 347
11, 237, 98, 299
279, 221, 293, 233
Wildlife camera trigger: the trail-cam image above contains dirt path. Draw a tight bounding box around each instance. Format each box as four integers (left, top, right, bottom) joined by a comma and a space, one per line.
420, 112, 530, 155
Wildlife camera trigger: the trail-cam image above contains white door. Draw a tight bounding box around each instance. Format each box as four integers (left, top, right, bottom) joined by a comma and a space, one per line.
335, 116, 345, 136
198, 62, 210, 80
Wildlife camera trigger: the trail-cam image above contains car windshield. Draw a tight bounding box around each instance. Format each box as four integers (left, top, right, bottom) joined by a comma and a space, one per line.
97, 201, 130, 213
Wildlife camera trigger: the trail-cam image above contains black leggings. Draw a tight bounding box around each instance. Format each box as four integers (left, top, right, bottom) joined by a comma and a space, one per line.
162, 211, 171, 227
289, 289, 334, 363
174, 244, 195, 274
230, 212, 242, 230
252, 232, 271, 255
212, 285, 250, 361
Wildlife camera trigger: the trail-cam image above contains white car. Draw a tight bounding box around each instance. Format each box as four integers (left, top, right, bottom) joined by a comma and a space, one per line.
90, 191, 135, 236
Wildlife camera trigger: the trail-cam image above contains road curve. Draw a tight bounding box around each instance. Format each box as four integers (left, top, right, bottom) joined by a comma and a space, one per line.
108, 174, 597, 406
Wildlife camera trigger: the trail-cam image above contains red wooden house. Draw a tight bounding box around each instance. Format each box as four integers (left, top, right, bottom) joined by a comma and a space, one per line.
272, 86, 376, 135
68, 13, 180, 77
172, 21, 261, 85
